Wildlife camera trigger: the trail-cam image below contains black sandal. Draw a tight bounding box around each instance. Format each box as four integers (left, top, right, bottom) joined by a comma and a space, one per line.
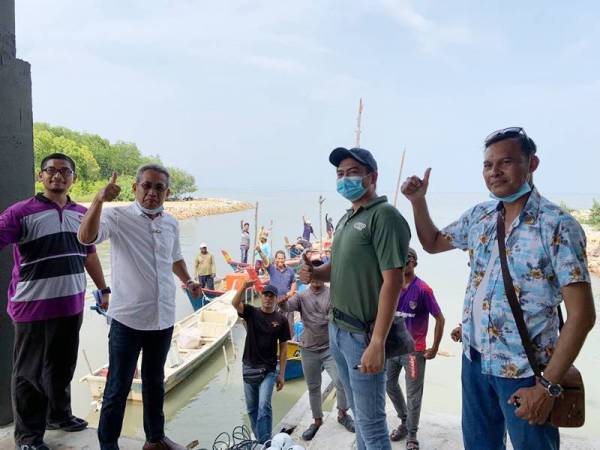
406, 439, 420, 450
390, 423, 408, 441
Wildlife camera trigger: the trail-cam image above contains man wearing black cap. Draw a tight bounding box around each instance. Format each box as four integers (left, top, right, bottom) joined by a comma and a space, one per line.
232, 280, 290, 444
300, 147, 411, 450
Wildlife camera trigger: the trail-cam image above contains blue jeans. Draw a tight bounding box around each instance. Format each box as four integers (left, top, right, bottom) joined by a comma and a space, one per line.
241, 245, 249, 264
243, 371, 277, 444
462, 349, 559, 450
98, 320, 173, 450
329, 322, 390, 450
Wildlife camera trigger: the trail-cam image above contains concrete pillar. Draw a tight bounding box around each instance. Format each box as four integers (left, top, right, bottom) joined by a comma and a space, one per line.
0, 0, 35, 425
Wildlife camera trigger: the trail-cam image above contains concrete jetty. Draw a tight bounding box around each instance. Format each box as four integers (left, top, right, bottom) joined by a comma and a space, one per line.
0, 425, 144, 449
277, 381, 600, 449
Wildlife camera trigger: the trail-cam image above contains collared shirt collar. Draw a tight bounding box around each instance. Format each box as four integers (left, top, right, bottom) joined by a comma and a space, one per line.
346, 195, 388, 215
493, 186, 541, 227
35, 192, 74, 206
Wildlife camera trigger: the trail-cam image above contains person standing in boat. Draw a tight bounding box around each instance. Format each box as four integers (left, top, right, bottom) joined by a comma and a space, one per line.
401, 127, 595, 450
325, 213, 334, 241
256, 247, 297, 337
78, 164, 201, 450
240, 220, 251, 264
300, 147, 411, 450
233, 280, 289, 444
386, 248, 445, 450
279, 259, 355, 441
0, 153, 110, 450
302, 216, 316, 242
254, 230, 271, 271
194, 243, 216, 290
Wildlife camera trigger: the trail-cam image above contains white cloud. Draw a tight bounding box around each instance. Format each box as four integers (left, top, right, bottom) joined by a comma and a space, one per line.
379, 0, 473, 52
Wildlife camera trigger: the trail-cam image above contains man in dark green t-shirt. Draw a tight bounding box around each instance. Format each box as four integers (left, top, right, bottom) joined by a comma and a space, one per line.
299, 147, 411, 450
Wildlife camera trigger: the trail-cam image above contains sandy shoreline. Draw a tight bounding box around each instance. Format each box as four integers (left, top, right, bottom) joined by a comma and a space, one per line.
81, 198, 255, 220
573, 210, 600, 278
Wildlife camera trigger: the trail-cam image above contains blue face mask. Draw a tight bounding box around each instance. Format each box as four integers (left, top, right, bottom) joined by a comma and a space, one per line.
489, 182, 532, 203
136, 201, 164, 215
336, 176, 367, 201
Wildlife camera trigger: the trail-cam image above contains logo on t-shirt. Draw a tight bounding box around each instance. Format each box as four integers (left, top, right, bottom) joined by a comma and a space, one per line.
409, 301, 417, 310
353, 222, 366, 231
271, 321, 279, 329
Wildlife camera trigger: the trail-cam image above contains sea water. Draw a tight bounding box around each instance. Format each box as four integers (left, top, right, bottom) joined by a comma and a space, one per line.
73, 189, 600, 445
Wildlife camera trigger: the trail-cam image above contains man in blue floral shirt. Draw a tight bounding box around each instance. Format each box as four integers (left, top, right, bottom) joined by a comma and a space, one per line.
401, 127, 596, 450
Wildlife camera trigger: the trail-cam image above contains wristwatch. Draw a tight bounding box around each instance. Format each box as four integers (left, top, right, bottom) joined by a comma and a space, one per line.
100, 287, 111, 295
538, 375, 563, 397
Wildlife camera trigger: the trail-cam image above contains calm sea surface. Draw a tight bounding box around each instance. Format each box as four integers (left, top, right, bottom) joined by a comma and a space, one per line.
73, 190, 600, 445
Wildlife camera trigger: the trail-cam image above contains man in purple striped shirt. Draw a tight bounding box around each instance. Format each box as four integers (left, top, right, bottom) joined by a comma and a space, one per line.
0, 153, 109, 450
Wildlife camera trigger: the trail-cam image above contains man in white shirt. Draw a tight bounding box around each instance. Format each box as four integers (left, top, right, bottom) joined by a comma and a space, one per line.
78, 164, 200, 450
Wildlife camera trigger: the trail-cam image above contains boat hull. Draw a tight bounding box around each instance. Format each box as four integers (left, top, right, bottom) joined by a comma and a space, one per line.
81, 290, 239, 402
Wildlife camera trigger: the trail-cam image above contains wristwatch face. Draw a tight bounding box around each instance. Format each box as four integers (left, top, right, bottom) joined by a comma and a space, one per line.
548, 383, 562, 397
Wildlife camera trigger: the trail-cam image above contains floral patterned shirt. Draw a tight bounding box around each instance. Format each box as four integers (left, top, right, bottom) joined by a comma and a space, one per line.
441, 188, 590, 378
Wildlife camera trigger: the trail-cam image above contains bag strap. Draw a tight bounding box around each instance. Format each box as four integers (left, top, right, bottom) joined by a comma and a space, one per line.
496, 204, 542, 377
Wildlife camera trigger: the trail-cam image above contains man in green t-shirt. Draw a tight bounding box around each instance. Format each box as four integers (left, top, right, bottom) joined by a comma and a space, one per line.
299, 147, 411, 450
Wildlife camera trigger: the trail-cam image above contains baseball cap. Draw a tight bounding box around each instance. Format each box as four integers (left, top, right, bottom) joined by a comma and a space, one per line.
329, 147, 378, 172
262, 284, 279, 297
200, 243, 208, 248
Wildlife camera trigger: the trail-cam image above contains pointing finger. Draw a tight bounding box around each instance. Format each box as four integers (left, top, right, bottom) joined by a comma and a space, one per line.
110, 171, 118, 184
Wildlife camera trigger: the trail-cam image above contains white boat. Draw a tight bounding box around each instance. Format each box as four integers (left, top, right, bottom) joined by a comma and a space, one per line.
80, 289, 239, 402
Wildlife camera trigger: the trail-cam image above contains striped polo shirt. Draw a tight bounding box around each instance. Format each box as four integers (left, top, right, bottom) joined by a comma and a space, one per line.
0, 193, 96, 322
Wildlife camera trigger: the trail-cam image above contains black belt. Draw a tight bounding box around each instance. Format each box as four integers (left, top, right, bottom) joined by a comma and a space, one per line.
332, 307, 369, 332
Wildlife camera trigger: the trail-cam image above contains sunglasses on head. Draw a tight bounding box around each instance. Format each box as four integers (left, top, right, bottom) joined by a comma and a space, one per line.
484, 127, 528, 146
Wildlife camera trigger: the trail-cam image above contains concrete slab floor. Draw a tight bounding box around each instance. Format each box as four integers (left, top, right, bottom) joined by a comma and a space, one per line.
0, 425, 143, 450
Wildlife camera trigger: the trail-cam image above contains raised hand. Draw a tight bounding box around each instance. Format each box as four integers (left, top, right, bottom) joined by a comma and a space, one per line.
401, 168, 431, 202
243, 279, 256, 290
98, 172, 121, 202
298, 252, 314, 284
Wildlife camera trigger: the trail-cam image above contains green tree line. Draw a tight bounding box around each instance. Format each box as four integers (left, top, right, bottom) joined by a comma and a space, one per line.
33, 123, 197, 201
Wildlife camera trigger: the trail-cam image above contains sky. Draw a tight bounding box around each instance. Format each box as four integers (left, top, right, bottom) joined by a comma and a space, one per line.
15, 0, 600, 194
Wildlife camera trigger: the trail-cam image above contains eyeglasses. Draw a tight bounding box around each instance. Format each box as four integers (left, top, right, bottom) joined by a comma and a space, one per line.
139, 182, 168, 193
484, 127, 528, 147
42, 167, 74, 177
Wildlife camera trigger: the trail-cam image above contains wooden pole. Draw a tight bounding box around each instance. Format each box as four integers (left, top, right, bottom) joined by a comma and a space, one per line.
355, 98, 363, 147
251, 201, 259, 265
318, 195, 325, 249
393, 149, 407, 208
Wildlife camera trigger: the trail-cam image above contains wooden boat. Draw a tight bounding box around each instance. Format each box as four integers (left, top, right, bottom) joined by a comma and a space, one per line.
185, 286, 227, 311
80, 290, 239, 402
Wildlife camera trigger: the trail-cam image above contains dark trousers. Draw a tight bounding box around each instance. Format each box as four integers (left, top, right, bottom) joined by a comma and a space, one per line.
97, 320, 173, 450
12, 312, 83, 445
197, 275, 215, 290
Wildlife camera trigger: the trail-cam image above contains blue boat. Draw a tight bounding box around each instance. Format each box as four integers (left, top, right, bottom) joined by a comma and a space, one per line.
184, 288, 224, 311
284, 341, 304, 381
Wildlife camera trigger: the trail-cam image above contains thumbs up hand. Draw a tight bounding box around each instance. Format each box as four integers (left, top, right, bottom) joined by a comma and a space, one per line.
298, 252, 314, 284
401, 168, 431, 203
98, 172, 121, 202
